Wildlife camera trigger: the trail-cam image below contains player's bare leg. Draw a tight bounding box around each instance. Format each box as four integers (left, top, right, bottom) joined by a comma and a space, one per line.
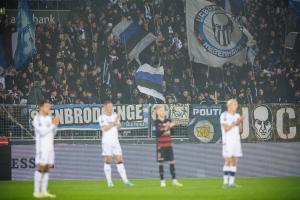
104, 156, 114, 187
169, 160, 183, 187
115, 155, 134, 186
223, 157, 231, 186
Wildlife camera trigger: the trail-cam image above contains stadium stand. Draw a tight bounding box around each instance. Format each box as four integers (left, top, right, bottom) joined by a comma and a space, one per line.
0, 0, 299, 105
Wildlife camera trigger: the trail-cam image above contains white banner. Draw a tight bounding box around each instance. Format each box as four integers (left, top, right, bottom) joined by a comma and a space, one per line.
186, 0, 250, 67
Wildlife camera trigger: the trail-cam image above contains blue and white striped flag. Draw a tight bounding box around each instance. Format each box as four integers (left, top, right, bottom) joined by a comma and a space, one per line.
13, 0, 36, 68
112, 19, 156, 64
135, 64, 165, 102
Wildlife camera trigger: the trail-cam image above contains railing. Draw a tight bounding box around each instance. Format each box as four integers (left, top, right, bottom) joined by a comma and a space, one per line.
0, 104, 190, 141
1, 103, 299, 143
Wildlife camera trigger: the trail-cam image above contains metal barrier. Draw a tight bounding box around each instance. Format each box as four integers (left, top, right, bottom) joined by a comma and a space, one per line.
1, 103, 299, 143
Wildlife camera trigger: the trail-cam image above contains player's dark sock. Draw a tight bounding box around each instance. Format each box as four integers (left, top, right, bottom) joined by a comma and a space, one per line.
159, 165, 164, 180
223, 166, 230, 176
170, 164, 176, 179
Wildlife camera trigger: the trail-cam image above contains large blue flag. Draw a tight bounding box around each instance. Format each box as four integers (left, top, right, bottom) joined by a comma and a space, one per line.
13, 0, 35, 68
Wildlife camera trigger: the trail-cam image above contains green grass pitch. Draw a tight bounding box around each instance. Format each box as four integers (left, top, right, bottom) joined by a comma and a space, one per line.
1, 177, 300, 200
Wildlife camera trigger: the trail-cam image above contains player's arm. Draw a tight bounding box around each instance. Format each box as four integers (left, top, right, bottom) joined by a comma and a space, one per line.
99, 116, 111, 131
222, 123, 236, 132
101, 123, 116, 131
155, 121, 165, 137
114, 113, 121, 129
221, 116, 243, 132
100, 116, 119, 132
167, 120, 176, 129
33, 115, 59, 136
52, 115, 60, 136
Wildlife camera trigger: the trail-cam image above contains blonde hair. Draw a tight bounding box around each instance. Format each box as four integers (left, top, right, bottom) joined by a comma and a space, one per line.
155, 104, 165, 110
227, 99, 238, 107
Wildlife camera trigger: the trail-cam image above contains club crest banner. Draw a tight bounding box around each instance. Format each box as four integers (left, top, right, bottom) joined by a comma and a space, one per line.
186, 0, 250, 67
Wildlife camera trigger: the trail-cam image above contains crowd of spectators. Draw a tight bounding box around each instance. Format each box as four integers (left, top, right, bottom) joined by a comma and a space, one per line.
0, 0, 299, 105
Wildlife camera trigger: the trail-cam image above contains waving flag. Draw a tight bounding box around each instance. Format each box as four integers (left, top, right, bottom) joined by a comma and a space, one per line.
13, 0, 36, 68
135, 64, 165, 102
112, 19, 156, 63
186, 0, 252, 67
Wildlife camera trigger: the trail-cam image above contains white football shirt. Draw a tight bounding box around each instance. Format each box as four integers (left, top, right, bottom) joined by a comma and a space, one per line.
99, 112, 119, 144
220, 111, 241, 144
33, 114, 56, 153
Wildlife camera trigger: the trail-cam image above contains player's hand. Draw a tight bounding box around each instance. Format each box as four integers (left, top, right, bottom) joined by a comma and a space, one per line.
235, 116, 244, 126
169, 120, 176, 128
164, 122, 171, 130
114, 114, 121, 125
52, 115, 60, 125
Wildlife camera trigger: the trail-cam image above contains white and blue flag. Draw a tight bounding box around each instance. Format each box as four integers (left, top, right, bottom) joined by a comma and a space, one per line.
135, 64, 165, 102
13, 0, 36, 68
186, 0, 253, 67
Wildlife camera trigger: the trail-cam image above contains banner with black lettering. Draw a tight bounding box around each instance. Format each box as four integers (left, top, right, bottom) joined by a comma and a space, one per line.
28, 104, 149, 130
188, 104, 222, 143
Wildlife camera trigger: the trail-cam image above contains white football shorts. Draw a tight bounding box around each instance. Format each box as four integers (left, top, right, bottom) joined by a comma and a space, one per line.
35, 150, 55, 165
222, 140, 243, 158
102, 142, 123, 156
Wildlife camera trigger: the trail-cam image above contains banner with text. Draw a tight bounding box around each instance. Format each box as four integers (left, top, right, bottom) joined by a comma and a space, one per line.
188, 104, 222, 143
29, 104, 149, 130
7, 9, 71, 24
187, 104, 300, 143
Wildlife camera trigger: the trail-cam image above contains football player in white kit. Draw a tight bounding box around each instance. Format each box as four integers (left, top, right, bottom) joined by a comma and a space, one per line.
99, 101, 134, 187
220, 99, 243, 187
33, 100, 60, 198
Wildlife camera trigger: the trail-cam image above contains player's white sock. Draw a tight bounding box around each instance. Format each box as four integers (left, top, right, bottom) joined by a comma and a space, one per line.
41, 172, 49, 193
116, 163, 129, 183
34, 171, 42, 193
104, 163, 112, 184
229, 166, 237, 185
223, 165, 230, 185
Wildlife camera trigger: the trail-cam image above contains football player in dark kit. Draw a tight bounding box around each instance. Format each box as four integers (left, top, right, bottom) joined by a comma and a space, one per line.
154, 104, 183, 187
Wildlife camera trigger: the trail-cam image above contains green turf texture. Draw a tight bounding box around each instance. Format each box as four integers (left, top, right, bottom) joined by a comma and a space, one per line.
1, 177, 300, 200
